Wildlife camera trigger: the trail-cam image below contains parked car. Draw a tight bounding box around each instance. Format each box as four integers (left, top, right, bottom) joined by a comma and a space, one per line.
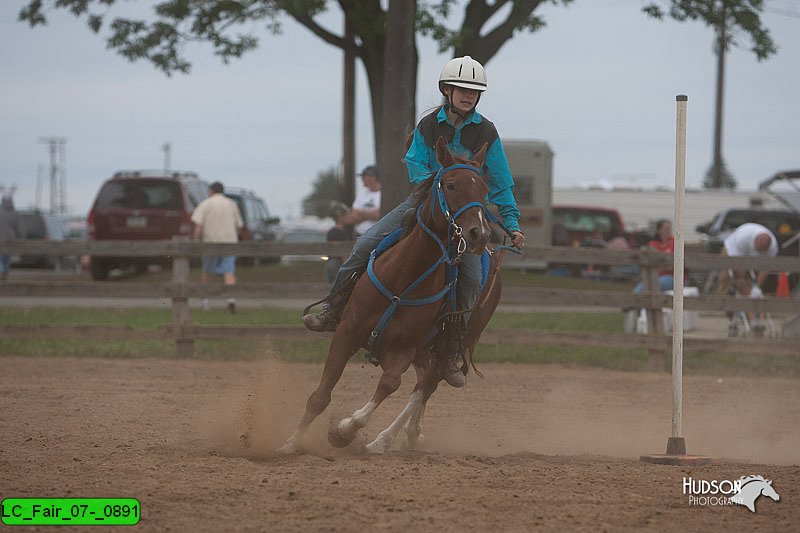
86, 170, 210, 280
223, 188, 281, 264
695, 207, 800, 255
224, 188, 280, 241
275, 221, 330, 264
12, 210, 79, 270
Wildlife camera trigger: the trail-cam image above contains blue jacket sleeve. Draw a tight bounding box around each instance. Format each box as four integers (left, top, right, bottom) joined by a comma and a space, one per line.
404, 129, 436, 185
485, 138, 521, 232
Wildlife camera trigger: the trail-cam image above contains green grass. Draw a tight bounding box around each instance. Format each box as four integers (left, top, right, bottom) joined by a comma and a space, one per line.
2, 306, 798, 378
97, 261, 637, 291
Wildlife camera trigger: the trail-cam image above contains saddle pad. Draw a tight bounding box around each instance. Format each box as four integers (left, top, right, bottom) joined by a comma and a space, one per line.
373, 228, 405, 258
480, 250, 490, 291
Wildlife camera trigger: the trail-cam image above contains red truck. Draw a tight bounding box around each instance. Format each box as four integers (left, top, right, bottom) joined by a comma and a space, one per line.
551, 205, 628, 247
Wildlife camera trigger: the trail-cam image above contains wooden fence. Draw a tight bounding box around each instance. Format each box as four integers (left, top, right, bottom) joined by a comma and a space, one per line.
1, 240, 798, 363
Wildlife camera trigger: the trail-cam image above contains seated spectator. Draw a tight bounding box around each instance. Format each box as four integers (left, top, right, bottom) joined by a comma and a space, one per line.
581, 226, 607, 248
606, 228, 630, 251
325, 201, 350, 285
633, 219, 674, 293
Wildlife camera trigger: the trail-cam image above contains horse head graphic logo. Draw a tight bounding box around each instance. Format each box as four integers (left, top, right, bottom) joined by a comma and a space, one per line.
730, 475, 780, 513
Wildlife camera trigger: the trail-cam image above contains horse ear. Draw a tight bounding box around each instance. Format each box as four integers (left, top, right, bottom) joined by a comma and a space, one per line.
435, 137, 454, 167
471, 142, 488, 169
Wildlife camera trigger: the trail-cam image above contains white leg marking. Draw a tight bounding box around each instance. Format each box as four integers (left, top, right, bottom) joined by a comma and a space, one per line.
405, 401, 427, 449
366, 390, 424, 454
276, 431, 301, 455
337, 399, 378, 441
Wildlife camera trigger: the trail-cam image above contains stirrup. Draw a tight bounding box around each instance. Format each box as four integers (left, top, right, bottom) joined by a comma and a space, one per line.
301, 271, 361, 332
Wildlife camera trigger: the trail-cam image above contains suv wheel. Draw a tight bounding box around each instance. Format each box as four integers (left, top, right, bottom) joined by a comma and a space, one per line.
90, 259, 110, 281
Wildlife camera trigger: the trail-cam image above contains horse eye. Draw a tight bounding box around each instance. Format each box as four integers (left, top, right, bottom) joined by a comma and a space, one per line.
446, 182, 456, 191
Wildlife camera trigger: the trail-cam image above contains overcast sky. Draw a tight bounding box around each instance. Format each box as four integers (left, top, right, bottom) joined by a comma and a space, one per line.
1, 1, 798, 219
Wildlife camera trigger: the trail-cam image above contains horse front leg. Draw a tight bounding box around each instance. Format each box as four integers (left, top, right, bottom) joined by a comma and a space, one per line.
277, 333, 359, 454
329, 347, 415, 451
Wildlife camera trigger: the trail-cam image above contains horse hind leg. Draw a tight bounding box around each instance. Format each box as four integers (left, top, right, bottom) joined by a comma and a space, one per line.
365, 356, 438, 454
404, 361, 441, 450
330, 348, 414, 451
277, 333, 359, 454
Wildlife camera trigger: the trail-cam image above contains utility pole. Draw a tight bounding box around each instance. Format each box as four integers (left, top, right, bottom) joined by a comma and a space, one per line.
711, 3, 727, 189
162, 142, 172, 173
59, 138, 67, 214
35, 163, 43, 210
38, 136, 66, 214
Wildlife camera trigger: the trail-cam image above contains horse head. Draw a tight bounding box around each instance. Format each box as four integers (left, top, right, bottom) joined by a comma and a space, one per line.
432, 137, 491, 254
760, 479, 780, 502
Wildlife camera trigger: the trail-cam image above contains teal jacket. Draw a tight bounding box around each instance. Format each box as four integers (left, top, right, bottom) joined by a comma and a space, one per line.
404, 107, 521, 232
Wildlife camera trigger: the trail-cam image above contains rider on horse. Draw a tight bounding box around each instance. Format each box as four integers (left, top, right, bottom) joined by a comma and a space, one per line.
303, 55, 526, 388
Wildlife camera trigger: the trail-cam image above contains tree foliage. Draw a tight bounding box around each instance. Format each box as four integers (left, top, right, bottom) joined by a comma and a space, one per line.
302, 166, 343, 218
703, 158, 737, 189
642, 0, 776, 59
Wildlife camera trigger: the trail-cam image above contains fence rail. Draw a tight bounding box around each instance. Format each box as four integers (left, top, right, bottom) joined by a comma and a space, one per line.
1, 240, 798, 360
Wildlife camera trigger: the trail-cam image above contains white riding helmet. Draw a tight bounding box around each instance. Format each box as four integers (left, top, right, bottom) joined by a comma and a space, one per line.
439, 55, 487, 92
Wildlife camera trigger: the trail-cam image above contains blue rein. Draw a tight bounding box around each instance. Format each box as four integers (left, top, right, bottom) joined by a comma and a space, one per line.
365, 163, 486, 364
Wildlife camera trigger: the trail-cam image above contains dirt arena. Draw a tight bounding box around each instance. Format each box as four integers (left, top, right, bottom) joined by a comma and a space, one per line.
2, 354, 798, 532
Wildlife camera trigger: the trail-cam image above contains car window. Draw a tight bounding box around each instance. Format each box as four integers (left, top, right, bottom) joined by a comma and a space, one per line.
719, 211, 800, 237
186, 181, 209, 208
96, 180, 183, 210
256, 199, 271, 221
247, 198, 261, 228
554, 211, 616, 233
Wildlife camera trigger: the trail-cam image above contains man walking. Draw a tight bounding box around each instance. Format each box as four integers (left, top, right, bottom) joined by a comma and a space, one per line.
191, 181, 244, 313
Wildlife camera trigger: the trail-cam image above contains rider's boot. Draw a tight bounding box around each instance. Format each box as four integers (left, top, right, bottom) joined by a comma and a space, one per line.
302, 274, 358, 332
435, 320, 466, 388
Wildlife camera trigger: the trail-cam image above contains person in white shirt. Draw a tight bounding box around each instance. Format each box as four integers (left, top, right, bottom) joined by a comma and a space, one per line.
191, 181, 244, 313
720, 222, 778, 297
340, 165, 381, 236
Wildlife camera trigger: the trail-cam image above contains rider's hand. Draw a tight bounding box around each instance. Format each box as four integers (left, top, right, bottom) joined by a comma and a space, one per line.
511, 231, 525, 249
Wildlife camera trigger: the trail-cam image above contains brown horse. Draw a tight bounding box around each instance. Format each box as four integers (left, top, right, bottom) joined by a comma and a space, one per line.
279, 138, 507, 454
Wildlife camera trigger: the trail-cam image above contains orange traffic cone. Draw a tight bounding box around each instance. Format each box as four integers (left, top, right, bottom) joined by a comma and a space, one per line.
776, 271, 791, 298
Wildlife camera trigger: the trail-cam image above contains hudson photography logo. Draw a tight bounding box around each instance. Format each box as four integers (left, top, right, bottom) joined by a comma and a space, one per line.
683, 475, 780, 512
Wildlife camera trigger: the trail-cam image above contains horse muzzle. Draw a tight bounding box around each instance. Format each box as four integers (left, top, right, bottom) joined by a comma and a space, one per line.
463, 222, 491, 254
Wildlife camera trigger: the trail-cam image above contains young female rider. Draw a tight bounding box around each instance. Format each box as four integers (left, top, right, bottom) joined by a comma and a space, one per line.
303, 55, 525, 387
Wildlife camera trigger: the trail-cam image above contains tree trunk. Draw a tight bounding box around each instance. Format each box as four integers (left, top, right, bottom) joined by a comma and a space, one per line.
377, 0, 417, 214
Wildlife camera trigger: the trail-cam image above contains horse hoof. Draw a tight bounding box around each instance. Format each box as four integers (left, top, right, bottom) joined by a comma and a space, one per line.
328, 424, 356, 448
406, 433, 425, 450
365, 437, 388, 455
276, 439, 301, 455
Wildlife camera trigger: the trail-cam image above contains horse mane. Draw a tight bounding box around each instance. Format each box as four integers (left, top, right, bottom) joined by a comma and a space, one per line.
739, 475, 769, 485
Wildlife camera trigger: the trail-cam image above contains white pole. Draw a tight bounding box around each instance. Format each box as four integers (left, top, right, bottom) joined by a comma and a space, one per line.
672, 95, 687, 439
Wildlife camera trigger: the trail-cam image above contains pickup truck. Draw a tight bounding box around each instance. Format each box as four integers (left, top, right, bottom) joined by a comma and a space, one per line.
551, 205, 628, 247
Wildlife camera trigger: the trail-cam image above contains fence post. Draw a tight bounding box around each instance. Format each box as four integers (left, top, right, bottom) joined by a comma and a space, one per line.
171, 237, 194, 357
644, 251, 666, 370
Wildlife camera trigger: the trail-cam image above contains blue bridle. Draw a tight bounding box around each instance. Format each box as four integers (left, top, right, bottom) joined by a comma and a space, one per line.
365, 163, 487, 363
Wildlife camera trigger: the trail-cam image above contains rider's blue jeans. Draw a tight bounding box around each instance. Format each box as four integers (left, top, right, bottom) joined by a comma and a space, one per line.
329, 194, 481, 323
